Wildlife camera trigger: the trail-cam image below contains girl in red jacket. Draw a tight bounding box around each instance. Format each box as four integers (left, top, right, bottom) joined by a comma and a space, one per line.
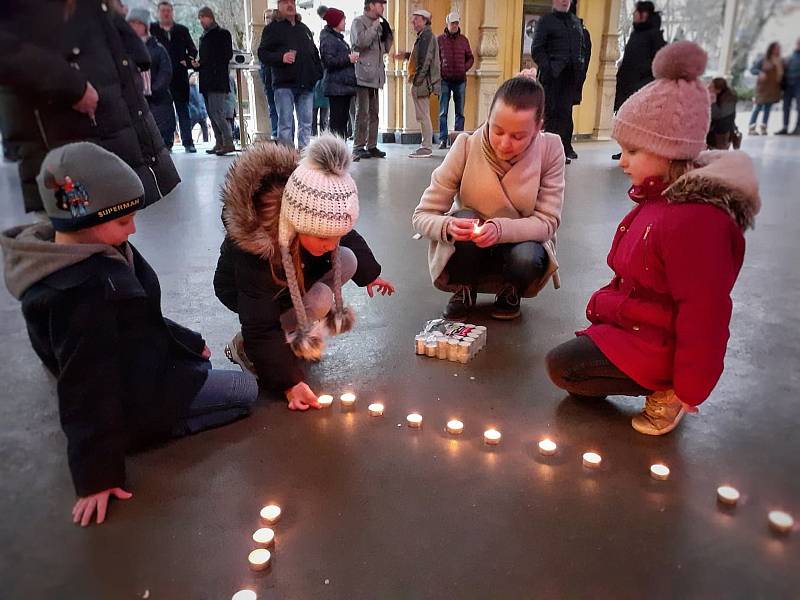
547, 41, 761, 435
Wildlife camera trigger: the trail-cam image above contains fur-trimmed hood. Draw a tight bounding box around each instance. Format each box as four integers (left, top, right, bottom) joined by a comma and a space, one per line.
220, 142, 299, 259
666, 150, 761, 230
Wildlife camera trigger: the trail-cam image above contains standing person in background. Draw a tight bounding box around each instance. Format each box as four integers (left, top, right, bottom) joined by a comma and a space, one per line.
351, 0, 393, 161
570, 1, 591, 133
188, 73, 209, 144
320, 8, 359, 140
436, 12, 473, 150
313, 5, 331, 137
532, 0, 586, 164
258, 0, 323, 150
748, 42, 783, 136
396, 9, 440, 158
193, 7, 234, 155
259, 9, 281, 140
707, 78, 739, 150
611, 1, 665, 160
150, 1, 198, 153
127, 9, 175, 150
776, 37, 800, 136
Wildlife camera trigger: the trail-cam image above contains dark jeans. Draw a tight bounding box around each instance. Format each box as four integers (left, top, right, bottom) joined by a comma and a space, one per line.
444, 210, 549, 292
329, 95, 353, 139
543, 69, 577, 154
439, 79, 466, 140
546, 336, 652, 399
173, 369, 259, 435
749, 102, 774, 126
259, 63, 280, 136
174, 98, 195, 149
783, 82, 800, 130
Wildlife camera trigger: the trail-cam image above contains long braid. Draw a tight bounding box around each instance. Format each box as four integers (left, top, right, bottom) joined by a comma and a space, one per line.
326, 244, 355, 334
280, 243, 308, 331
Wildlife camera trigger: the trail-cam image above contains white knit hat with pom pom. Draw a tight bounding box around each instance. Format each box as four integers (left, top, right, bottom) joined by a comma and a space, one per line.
279, 134, 359, 361
612, 40, 711, 159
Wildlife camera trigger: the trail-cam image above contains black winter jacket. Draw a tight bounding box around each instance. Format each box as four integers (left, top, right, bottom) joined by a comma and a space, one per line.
319, 27, 357, 97
258, 16, 322, 90
150, 22, 197, 101
531, 10, 586, 83
0, 0, 180, 213
144, 36, 175, 136
198, 24, 233, 95
614, 12, 666, 111
3, 229, 209, 497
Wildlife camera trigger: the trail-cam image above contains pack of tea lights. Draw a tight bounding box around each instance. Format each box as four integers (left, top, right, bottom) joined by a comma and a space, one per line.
414, 319, 487, 363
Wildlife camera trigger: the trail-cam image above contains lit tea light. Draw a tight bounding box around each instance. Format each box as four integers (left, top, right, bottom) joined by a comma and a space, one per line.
582, 452, 602, 468
649, 464, 670, 481
259, 504, 281, 525
472, 222, 483, 235
538, 439, 557, 456
406, 413, 423, 428
248, 548, 271, 571
252, 527, 275, 548
716, 485, 740, 506
232, 590, 257, 600
368, 403, 384, 416
317, 394, 333, 407
446, 419, 464, 435
483, 428, 501, 445
340, 393, 356, 406
768, 510, 794, 534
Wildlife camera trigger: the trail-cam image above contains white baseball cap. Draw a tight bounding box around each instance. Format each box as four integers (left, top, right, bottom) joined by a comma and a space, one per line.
446, 12, 460, 24
412, 9, 432, 20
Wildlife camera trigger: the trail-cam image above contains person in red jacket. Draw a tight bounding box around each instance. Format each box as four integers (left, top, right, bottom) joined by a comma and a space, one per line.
437, 12, 473, 149
546, 41, 761, 435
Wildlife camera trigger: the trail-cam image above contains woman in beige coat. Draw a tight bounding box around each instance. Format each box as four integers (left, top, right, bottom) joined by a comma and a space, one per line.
748, 41, 784, 135
412, 75, 566, 320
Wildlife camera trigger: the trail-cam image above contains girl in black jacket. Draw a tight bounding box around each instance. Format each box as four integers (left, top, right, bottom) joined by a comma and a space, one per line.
214, 135, 394, 410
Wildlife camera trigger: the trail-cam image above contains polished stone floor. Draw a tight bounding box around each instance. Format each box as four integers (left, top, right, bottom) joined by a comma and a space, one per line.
1, 133, 798, 599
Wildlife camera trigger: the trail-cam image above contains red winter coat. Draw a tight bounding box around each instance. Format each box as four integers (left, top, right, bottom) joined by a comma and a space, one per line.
437, 29, 474, 82
578, 151, 760, 406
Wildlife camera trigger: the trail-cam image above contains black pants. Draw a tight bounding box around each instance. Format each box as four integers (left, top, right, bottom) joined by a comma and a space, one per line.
546, 335, 652, 398
328, 95, 353, 139
444, 209, 549, 292
543, 69, 577, 154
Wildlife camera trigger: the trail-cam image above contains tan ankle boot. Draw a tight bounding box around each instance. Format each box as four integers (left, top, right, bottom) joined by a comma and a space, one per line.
631, 390, 686, 435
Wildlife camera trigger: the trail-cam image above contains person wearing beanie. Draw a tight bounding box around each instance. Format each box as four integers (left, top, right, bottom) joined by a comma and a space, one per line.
0, 142, 259, 526
214, 134, 395, 410
320, 8, 359, 139
546, 41, 761, 435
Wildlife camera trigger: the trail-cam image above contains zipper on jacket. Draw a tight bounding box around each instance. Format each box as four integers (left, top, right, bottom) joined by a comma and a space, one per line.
34, 110, 50, 150
148, 165, 164, 200
643, 224, 652, 240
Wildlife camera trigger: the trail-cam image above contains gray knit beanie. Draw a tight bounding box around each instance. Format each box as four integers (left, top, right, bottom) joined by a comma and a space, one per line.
37, 142, 144, 232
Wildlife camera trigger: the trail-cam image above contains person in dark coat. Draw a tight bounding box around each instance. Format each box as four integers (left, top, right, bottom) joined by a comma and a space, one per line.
569, 1, 592, 107
193, 7, 234, 155
319, 8, 358, 139
150, 1, 198, 152
259, 9, 281, 139
0, 143, 258, 527
0, 0, 180, 213
127, 10, 176, 150
188, 73, 209, 143
612, 2, 666, 159
532, 0, 587, 163
258, 0, 323, 149
707, 77, 739, 150
436, 12, 474, 149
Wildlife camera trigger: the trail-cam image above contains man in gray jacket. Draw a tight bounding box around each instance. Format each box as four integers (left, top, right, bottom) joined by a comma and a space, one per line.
350, 0, 393, 161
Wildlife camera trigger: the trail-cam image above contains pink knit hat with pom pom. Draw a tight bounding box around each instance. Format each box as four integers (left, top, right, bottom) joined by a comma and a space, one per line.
612, 41, 711, 159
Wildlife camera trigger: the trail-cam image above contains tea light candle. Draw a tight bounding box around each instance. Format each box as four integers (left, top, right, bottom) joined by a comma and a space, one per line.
317, 394, 333, 407
232, 590, 257, 600
248, 548, 271, 571
340, 392, 356, 406
406, 413, 423, 428
483, 428, 501, 445
649, 464, 670, 480
768, 510, 794, 534
252, 527, 275, 548
259, 504, 281, 525
446, 419, 464, 435
538, 438, 557, 456
472, 222, 483, 236
582, 452, 602, 468
368, 403, 384, 416
716, 485, 740, 506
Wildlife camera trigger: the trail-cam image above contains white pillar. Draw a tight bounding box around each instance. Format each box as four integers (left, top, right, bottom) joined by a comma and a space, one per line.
719, 0, 738, 78
475, 0, 502, 125
243, 0, 272, 142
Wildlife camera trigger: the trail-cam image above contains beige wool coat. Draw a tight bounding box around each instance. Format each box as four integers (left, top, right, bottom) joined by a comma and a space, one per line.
412, 126, 566, 296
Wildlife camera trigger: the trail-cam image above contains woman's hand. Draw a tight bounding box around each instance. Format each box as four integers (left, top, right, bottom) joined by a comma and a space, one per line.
366, 277, 395, 297
285, 382, 321, 411
72, 487, 132, 527
447, 218, 478, 242
472, 221, 501, 248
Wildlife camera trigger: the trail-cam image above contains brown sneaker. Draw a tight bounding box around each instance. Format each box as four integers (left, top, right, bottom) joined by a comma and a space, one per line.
224, 332, 257, 376
631, 390, 686, 435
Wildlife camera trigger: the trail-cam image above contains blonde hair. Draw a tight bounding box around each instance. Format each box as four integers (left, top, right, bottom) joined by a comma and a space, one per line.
666, 159, 694, 185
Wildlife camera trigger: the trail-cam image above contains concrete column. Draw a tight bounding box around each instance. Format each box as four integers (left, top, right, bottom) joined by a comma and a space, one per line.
591, 0, 621, 140
719, 0, 738, 78
243, 0, 272, 142
475, 0, 502, 124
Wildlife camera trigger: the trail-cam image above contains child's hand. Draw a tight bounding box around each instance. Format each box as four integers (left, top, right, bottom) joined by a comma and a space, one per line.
366, 278, 396, 297
472, 221, 500, 248
448, 218, 478, 242
72, 487, 132, 527
285, 382, 321, 411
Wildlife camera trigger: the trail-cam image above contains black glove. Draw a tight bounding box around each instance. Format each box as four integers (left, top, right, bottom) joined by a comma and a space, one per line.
380, 18, 392, 43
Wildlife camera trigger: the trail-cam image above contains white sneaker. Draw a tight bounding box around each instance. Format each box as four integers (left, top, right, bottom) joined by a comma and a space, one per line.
224, 332, 257, 376
631, 390, 686, 435
408, 147, 433, 158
